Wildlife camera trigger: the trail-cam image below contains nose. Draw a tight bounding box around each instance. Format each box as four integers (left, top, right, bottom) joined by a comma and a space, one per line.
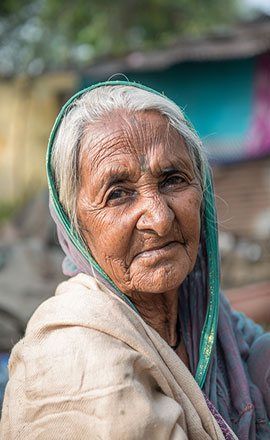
136, 195, 175, 237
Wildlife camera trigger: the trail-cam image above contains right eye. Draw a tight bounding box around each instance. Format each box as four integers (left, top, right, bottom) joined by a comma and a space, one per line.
107, 188, 128, 201
106, 187, 135, 206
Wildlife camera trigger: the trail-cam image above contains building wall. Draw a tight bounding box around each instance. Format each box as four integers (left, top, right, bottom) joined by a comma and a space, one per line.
0, 73, 76, 204
214, 156, 270, 238
84, 58, 255, 144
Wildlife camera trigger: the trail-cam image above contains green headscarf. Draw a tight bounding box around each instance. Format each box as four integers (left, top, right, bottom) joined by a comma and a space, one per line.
46, 80, 220, 389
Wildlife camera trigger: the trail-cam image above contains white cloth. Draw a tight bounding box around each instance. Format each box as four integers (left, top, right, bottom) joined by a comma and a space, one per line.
0, 274, 236, 439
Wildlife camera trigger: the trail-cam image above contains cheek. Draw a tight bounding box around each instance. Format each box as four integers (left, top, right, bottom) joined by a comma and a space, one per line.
80, 207, 136, 264
173, 189, 201, 243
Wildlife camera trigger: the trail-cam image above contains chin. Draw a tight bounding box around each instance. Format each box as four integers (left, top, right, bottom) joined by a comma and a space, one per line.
129, 262, 189, 294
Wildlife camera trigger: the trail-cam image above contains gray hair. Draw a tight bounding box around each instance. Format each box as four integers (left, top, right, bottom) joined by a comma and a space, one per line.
51, 85, 207, 230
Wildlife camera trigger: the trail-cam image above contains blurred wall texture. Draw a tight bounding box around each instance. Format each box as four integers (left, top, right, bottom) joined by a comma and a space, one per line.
0, 72, 76, 203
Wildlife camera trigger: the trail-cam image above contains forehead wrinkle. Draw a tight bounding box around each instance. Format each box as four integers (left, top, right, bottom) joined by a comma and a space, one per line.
81, 110, 193, 187
146, 133, 194, 176
123, 112, 170, 158
87, 109, 171, 159
97, 163, 138, 191
144, 120, 171, 172
82, 127, 134, 174
126, 113, 192, 174
115, 112, 192, 176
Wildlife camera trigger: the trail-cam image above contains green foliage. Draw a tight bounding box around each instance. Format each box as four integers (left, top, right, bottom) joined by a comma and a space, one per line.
0, 202, 18, 224
0, 0, 239, 75
43, 0, 238, 53
0, 0, 33, 16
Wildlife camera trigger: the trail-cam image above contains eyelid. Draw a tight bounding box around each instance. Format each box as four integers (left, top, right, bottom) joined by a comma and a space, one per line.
159, 173, 190, 190
162, 171, 186, 181
106, 186, 135, 203
108, 185, 131, 195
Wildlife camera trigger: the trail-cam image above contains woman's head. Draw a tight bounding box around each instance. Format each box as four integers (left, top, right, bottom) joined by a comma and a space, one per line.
51, 85, 206, 296
49, 82, 220, 387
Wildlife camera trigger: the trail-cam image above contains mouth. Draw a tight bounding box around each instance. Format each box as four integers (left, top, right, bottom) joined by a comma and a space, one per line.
133, 240, 182, 261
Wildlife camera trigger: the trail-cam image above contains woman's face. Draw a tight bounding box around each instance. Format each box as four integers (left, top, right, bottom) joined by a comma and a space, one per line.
77, 110, 202, 297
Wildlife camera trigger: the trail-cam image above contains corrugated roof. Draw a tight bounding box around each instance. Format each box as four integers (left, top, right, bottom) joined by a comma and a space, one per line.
86, 15, 270, 77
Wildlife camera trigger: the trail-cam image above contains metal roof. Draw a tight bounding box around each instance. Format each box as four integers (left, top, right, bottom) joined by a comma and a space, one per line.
85, 15, 270, 78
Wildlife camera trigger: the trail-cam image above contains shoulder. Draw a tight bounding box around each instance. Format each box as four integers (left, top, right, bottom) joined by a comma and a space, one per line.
20, 273, 154, 369
10, 273, 146, 387
24, 273, 113, 332
2, 275, 186, 439
10, 319, 143, 402
7, 272, 161, 406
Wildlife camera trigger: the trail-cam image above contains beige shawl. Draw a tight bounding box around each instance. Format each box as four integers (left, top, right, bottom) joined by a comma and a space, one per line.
0, 274, 237, 439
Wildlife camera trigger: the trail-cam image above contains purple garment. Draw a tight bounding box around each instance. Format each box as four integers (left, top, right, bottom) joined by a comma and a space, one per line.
179, 227, 270, 439
50, 199, 270, 439
246, 53, 270, 157
204, 394, 235, 440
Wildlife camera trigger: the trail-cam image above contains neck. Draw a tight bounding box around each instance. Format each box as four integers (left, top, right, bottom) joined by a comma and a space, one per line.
132, 289, 179, 346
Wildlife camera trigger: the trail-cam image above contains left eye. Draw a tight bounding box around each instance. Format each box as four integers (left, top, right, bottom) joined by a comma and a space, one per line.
107, 189, 128, 201
160, 174, 185, 188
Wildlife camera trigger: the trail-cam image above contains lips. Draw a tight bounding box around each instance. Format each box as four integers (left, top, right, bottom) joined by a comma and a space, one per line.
133, 240, 181, 260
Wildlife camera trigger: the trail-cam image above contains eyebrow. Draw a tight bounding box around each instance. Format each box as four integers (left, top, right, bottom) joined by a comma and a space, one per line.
106, 171, 131, 187
98, 169, 133, 194
157, 167, 179, 177
94, 158, 193, 196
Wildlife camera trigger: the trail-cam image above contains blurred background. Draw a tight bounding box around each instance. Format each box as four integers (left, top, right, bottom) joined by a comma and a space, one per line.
0, 0, 270, 405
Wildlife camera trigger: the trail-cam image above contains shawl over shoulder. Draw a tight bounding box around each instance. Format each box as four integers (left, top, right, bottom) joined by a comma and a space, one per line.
0, 274, 235, 440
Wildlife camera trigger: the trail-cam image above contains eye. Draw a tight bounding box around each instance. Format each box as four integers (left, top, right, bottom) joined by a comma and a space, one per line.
108, 188, 128, 200
106, 188, 134, 205
159, 174, 186, 190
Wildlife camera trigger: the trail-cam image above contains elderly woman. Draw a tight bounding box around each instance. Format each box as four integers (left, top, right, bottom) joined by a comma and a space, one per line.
1, 81, 269, 440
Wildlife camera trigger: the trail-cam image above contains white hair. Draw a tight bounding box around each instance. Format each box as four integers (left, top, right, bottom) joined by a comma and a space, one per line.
51, 85, 207, 230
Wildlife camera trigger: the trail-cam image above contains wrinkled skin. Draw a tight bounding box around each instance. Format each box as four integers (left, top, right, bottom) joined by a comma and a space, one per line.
77, 110, 202, 352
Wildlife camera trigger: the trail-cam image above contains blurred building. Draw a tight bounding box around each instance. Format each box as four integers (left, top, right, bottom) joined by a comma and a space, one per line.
0, 72, 76, 204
